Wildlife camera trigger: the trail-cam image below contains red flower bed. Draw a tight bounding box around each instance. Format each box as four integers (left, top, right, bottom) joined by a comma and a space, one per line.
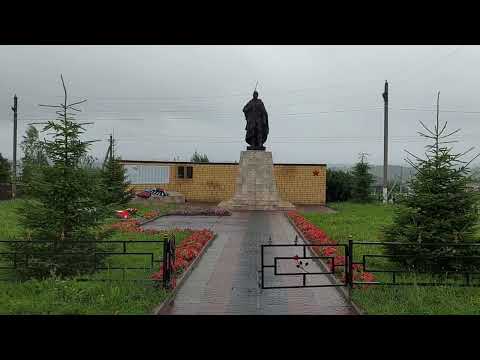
108, 217, 215, 288
150, 229, 215, 286
287, 211, 375, 288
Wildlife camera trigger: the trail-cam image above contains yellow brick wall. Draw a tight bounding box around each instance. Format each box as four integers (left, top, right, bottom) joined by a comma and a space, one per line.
123, 162, 326, 205
274, 165, 326, 205
128, 163, 239, 202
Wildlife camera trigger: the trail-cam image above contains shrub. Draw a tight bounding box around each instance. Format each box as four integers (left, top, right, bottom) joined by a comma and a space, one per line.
190, 151, 209, 163
0, 153, 11, 183
326, 169, 353, 202
20, 125, 48, 195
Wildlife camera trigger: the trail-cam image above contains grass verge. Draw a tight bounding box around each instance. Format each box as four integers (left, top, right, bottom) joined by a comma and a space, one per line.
303, 202, 480, 315
0, 199, 181, 314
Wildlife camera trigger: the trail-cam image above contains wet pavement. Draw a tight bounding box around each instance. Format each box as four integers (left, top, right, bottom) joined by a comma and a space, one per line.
145, 211, 355, 315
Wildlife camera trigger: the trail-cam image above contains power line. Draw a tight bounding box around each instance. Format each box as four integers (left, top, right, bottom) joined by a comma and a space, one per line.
11, 108, 480, 123
14, 84, 383, 102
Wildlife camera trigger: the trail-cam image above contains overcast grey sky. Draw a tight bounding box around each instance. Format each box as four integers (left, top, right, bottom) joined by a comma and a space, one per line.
1, 45, 480, 166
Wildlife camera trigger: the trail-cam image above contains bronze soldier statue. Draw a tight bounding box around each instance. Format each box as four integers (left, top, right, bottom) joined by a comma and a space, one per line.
242, 90, 269, 150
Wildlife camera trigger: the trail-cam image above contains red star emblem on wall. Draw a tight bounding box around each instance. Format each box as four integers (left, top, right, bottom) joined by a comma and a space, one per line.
313, 170, 319, 176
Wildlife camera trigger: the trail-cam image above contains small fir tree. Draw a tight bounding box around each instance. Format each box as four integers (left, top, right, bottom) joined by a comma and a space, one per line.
101, 155, 134, 207
351, 153, 375, 203
10, 75, 111, 280
382, 92, 480, 272
0, 153, 10, 183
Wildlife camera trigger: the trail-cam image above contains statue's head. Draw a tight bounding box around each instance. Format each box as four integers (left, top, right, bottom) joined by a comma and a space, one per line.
253, 91, 258, 99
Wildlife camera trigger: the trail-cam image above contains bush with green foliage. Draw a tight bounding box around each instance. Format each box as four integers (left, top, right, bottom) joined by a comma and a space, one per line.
100, 156, 134, 207
0, 153, 11, 183
382, 102, 480, 272
326, 169, 353, 202
190, 150, 209, 163
351, 154, 375, 203
9, 76, 112, 280
20, 125, 48, 194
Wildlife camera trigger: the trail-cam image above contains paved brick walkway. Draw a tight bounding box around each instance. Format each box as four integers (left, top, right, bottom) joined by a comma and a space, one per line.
146, 211, 355, 315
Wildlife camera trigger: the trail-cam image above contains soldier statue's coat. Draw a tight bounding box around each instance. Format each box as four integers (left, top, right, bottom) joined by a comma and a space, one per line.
242, 91, 269, 149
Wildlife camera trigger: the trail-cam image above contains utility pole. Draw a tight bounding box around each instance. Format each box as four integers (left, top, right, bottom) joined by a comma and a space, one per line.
11, 95, 18, 200
382, 81, 389, 204
110, 134, 114, 162
102, 134, 113, 169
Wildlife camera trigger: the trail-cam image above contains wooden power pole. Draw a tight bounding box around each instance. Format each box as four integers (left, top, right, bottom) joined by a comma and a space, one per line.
102, 134, 113, 169
382, 81, 389, 204
110, 134, 114, 162
11, 95, 18, 200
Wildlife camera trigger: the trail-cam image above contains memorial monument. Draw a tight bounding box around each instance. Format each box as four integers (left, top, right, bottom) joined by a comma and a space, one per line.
219, 90, 295, 211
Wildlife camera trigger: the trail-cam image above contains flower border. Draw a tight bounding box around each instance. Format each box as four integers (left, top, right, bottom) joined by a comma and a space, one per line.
286, 211, 375, 288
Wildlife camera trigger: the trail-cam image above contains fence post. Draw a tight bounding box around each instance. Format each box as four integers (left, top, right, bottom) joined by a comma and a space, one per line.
162, 234, 168, 289
347, 240, 354, 301
260, 244, 264, 289
170, 233, 176, 288
162, 233, 176, 290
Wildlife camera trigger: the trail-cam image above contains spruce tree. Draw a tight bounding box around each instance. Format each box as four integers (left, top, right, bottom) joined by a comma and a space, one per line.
382, 92, 480, 272
101, 155, 134, 207
10, 75, 111, 279
0, 153, 10, 183
351, 153, 375, 203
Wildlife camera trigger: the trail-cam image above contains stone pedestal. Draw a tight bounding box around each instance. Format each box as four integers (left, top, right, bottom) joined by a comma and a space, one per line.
218, 151, 295, 211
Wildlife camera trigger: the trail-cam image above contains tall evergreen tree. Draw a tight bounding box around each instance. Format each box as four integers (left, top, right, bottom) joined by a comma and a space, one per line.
0, 153, 10, 183
10, 76, 111, 279
382, 92, 480, 272
351, 153, 375, 203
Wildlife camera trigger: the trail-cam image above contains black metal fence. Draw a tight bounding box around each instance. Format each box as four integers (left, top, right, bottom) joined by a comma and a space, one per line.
0, 234, 177, 289
260, 238, 480, 290
349, 240, 480, 288
260, 242, 349, 289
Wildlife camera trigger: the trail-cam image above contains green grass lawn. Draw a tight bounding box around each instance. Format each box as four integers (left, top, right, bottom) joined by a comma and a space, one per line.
303, 202, 480, 315
0, 199, 184, 314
